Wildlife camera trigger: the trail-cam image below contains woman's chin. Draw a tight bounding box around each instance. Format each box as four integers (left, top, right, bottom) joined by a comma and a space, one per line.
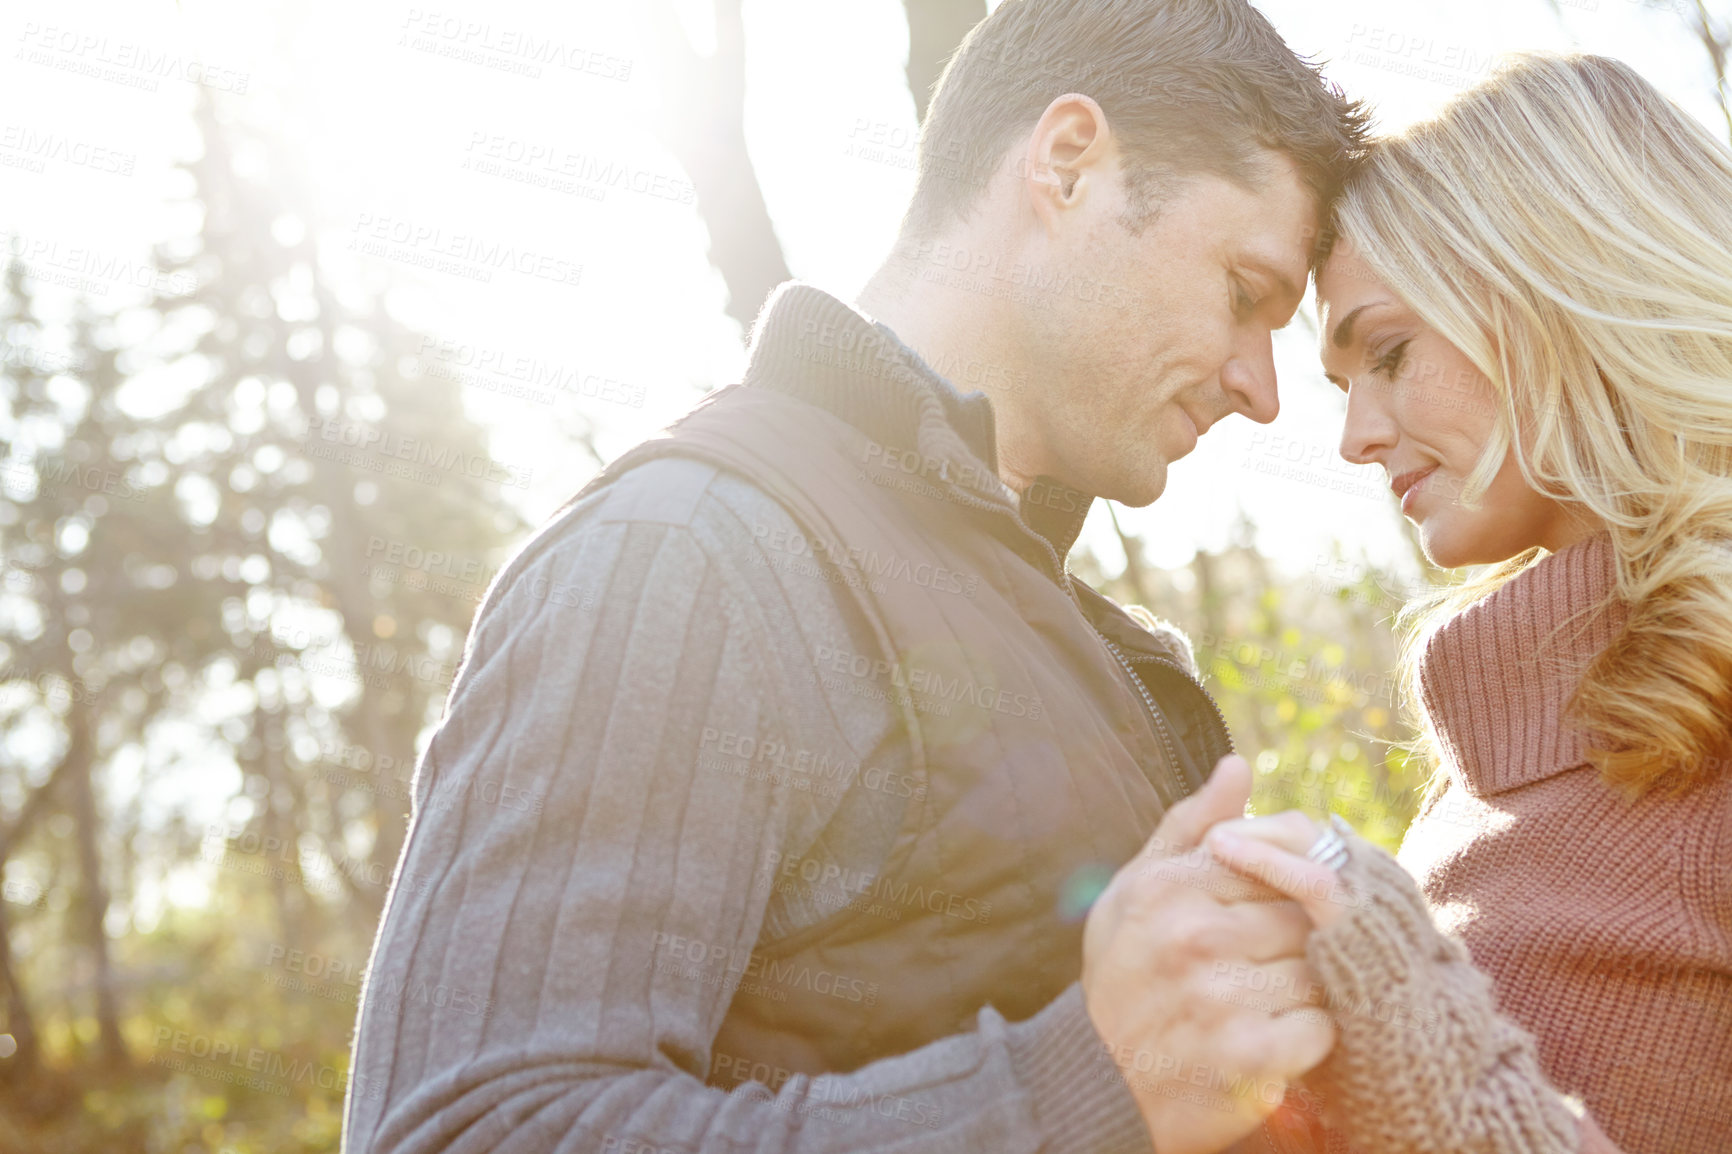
1414, 513, 1489, 570
1415, 518, 1530, 571
1415, 526, 1460, 571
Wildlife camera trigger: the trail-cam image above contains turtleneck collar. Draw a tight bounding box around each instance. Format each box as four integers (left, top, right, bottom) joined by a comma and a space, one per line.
740, 282, 1095, 561
1418, 533, 1627, 795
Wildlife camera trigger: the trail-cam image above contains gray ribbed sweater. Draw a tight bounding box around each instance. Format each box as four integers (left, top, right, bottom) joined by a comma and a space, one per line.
340, 453, 1152, 1153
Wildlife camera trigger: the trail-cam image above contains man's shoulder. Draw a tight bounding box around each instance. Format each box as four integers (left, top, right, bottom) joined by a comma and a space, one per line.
505, 454, 812, 599
474, 453, 837, 644
540, 454, 802, 540
584, 455, 726, 530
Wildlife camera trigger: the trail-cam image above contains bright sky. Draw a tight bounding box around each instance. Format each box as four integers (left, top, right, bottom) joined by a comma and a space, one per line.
0, 0, 1721, 590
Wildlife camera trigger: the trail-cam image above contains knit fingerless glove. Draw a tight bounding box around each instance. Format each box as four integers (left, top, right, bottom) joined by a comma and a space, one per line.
1302, 827, 1586, 1154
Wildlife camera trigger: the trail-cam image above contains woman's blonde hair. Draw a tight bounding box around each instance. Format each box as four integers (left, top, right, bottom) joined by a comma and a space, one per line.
1332, 52, 1732, 795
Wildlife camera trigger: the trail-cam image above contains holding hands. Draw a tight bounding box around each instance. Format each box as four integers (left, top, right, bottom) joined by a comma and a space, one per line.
1178, 760, 1596, 1154
1080, 755, 1338, 1154
1205, 808, 1356, 931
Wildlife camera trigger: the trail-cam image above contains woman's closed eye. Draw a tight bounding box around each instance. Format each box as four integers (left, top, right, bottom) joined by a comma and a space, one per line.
1370, 338, 1412, 379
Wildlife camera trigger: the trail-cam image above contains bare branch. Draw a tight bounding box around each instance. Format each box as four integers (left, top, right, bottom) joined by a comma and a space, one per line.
1690, 0, 1732, 141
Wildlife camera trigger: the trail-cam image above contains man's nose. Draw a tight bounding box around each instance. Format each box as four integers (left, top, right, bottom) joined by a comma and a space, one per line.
1221, 328, 1279, 424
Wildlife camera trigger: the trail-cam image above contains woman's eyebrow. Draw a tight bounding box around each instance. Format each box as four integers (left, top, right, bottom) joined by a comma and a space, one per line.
1329, 303, 1373, 349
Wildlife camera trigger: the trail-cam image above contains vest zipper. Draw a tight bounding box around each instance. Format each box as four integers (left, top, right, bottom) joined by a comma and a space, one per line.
928, 479, 1233, 775
1098, 631, 1186, 789
1132, 650, 1233, 758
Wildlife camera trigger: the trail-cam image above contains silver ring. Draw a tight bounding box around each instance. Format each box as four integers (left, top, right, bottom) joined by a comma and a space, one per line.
1305, 824, 1350, 871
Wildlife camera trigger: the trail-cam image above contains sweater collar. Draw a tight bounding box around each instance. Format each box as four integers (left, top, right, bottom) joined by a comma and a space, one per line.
1419, 533, 1626, 795
741, 282, 1095, 560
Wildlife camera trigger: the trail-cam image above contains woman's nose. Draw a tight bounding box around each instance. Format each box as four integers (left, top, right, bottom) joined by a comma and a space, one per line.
1338, 381, 1397, 465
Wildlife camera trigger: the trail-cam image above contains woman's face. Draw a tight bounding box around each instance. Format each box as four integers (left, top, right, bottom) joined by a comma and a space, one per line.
1315, 239, 1592, 568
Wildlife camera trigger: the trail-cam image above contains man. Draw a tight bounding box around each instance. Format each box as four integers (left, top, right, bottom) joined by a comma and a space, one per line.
341, 2, 1369, 1152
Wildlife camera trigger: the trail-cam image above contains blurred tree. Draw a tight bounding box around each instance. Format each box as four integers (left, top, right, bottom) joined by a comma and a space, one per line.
149, 95, 530, 933
0, 92, 529, 1148
0, 276, 222, 1076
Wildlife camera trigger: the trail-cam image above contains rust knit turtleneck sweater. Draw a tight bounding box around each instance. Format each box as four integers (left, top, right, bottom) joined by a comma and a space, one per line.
1395, 532, 1732, 1152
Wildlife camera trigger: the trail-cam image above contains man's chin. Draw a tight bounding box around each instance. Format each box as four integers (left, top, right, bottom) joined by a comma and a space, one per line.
1107, 464, 1169, 509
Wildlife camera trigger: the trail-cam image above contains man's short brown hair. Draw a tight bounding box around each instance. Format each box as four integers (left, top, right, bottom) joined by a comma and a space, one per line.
904, 0, 1370, 245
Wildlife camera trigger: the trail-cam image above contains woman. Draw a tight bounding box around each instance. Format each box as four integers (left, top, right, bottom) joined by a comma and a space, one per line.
1209, 53, 1732, 1154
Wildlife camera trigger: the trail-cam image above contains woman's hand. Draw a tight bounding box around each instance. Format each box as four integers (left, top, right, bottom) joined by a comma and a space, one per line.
1207, 812, 1596, 1154
1204, 812, 1353, 930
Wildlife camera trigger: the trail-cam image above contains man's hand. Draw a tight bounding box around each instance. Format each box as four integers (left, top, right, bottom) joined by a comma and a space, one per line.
1081, 756, 1336, 1154
1205, 811, 1350, 930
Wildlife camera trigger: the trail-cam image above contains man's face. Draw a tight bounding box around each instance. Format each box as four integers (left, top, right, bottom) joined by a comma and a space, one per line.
1012, 150, 1317, 506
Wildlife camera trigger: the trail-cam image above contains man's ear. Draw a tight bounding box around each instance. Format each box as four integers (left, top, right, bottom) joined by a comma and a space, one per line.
1020, 93, 1114, 228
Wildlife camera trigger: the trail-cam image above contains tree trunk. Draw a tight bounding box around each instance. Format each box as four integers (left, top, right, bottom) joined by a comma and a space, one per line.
0, 897, 40, 1081
649, 0, 792, 334
325, 512, 408, 923
65, 696, 126, 1068
0, 755, 75, 865
252, 703, 304, 949
1192, 548, 1227, 651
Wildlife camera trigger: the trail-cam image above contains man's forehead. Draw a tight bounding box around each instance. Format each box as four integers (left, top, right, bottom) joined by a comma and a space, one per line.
1224, 155, 1318, 276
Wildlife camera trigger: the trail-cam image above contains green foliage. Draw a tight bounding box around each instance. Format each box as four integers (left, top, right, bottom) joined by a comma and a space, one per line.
1076, 528, 1435, 852
4, 898, 364, 1153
